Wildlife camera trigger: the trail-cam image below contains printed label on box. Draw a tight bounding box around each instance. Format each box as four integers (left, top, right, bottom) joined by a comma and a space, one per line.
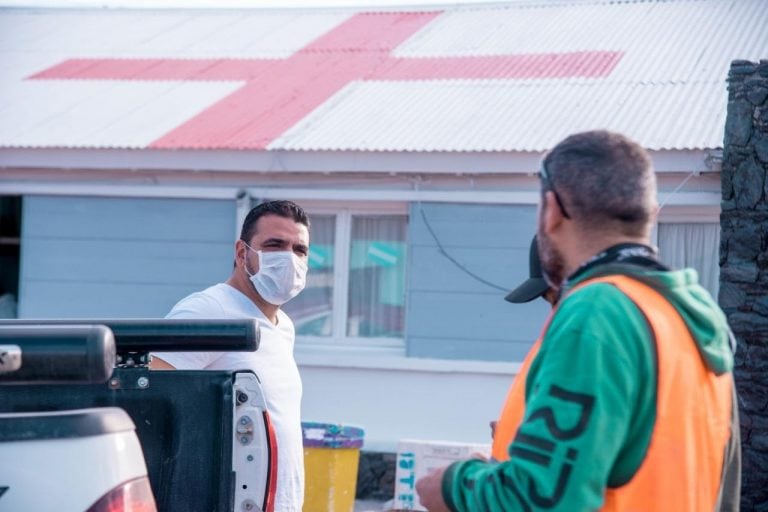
393, 439, 490, 511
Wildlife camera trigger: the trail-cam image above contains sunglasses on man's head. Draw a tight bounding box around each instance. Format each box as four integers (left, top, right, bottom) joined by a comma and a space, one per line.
539, 162, 571, 219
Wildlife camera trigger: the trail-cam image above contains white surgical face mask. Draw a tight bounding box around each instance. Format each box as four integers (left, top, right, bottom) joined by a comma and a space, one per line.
244, 245, 308, 305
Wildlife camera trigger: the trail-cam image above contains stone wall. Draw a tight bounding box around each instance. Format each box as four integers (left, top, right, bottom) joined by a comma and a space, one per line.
356, 451, 396, 501
721, 59, 768, 510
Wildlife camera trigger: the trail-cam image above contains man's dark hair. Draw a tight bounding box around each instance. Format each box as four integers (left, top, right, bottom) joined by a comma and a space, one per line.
240, 200, 310, 242
542, 130, 656, 237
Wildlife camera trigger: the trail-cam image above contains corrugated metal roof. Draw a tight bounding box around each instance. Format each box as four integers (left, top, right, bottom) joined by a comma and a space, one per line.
0, 0, 765, 153
273, 80, 729, 152
0, 80, 240, 148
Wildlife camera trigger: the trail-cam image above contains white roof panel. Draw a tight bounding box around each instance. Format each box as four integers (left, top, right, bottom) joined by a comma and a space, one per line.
3, 12, 187, 55
0, 78, 240, 148
254, 12, 353, 57
395, 2, 651, 56
0, 50, 69, 84
395, 1, 761, 84
176, 12, 352, 58
77, 81, 243, 149
272, 80, 729, 152
0, 10, 352, 59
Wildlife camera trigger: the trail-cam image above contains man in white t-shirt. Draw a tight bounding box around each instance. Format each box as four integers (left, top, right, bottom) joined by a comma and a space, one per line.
152, 200, 310, 512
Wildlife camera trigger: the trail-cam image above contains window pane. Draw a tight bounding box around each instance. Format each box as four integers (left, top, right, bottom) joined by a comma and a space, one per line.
348, 215, 407, 338
657, 222, 720, 298
282, 215, 334, 336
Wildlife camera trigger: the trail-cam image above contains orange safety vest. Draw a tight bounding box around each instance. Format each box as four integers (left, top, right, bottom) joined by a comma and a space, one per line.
491, 336, 543, 462
490, 274, 734, 511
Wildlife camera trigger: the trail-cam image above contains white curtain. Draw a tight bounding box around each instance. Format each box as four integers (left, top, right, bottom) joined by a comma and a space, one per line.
657, 223, 720, 299
348, 215, 407, 338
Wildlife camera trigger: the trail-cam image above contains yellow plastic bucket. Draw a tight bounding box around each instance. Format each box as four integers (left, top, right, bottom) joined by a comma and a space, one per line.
301, 422, 365, 512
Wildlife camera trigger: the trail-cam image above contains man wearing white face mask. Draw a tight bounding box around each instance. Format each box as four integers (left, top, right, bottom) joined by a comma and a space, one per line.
151, 200, 310, 512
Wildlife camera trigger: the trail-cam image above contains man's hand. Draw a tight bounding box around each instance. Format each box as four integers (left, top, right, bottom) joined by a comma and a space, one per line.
415, 465, 451, 512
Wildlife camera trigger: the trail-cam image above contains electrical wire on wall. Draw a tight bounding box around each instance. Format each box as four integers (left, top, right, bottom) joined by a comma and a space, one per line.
416, 201, 509, 292
658, 171, 696, 212
408, 174, 510, 292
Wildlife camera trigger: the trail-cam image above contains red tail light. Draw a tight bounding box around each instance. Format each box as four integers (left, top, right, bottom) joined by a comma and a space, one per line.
86, 476, 157, 512
263, 410, 278, 512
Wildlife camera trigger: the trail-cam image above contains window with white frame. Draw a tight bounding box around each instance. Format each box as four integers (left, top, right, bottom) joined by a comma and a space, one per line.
280, 205, 408, 346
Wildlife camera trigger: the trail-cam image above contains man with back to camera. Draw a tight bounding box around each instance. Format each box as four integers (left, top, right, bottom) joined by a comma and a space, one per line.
152, 200, 310, 512
416, 130, 741, 511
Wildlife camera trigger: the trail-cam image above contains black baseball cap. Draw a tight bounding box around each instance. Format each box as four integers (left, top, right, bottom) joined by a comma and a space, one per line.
505, 236, 550, 303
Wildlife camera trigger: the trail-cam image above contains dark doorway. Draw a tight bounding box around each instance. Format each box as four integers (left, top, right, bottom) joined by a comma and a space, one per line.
0, 196, 21, 318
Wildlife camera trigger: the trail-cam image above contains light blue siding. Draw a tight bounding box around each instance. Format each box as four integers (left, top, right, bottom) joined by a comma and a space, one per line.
406, 203, 549, 361
19, 196, 236, 318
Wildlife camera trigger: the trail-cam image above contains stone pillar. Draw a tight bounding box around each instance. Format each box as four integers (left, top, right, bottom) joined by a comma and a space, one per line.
721, 59, 768, 510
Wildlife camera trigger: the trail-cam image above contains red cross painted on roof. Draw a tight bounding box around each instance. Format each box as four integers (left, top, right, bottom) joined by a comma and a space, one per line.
30, 12, 623, 150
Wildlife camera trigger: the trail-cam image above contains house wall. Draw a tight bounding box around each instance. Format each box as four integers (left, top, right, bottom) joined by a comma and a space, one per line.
12, 187, 731, 500
19, 195, 546, 360
299, 363, 512, 452
405, 202, 548, 361
14, 194, 540, 451
19, 195, 235, 318
8, 170, 727, 501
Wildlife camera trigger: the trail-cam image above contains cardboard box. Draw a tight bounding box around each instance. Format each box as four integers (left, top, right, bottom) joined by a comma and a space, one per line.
393, 439, 491, 511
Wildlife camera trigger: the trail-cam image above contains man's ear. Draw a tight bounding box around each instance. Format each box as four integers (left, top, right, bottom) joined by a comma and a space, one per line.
235, 239, 247, 267
541, 190, 565, 235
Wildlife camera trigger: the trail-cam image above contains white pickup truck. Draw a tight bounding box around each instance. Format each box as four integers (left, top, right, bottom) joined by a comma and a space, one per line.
0, 324, 157, 511
0, 319, 276, 512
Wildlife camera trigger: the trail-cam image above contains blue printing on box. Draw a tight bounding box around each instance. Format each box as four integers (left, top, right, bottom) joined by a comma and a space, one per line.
301, 421, 364, 448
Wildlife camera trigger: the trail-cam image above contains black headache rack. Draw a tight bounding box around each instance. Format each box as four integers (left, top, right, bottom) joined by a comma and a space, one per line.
0, 324, 116, 385
0, 318, 260, 368
0, 319, 275, 512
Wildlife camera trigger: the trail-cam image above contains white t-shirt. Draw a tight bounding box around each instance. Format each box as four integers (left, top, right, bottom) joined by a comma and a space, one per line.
153, 283, 304, 512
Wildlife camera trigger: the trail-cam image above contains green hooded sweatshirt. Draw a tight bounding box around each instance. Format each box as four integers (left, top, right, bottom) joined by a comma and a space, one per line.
442, 263, 736, 512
